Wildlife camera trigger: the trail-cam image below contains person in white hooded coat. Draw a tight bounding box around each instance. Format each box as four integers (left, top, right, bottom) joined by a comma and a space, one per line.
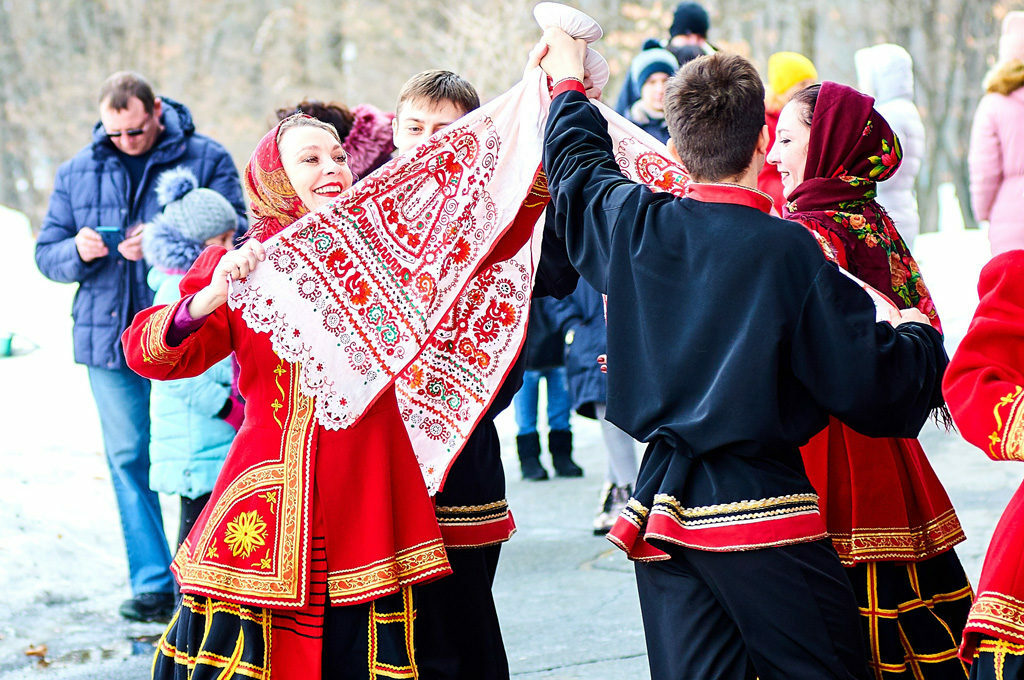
856, 43, 926, 249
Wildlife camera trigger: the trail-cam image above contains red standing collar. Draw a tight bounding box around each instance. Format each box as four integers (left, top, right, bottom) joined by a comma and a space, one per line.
684, 182, 775, 214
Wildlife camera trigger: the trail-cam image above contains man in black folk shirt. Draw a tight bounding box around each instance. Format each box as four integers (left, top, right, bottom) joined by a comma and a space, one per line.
530, 34, 948, 680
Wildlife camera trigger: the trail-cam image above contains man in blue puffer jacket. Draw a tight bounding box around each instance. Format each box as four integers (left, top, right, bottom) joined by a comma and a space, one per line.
34, 71, 247, 623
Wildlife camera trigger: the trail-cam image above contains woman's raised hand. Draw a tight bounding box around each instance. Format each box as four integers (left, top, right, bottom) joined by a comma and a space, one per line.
189, 239, 266, 318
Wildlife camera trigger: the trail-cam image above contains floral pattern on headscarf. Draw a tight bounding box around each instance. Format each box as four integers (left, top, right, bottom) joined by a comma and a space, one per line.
783, 81, 939, 330
243, 117, 313, 242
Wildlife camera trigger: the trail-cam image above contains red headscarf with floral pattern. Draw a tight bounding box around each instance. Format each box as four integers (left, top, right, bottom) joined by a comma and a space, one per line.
783, 81, 939, 329
242, 116, 313, 242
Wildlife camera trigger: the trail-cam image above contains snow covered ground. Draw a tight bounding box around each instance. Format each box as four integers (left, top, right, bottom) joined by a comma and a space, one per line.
0, 189, 1020, 677
0, 206, 175, 674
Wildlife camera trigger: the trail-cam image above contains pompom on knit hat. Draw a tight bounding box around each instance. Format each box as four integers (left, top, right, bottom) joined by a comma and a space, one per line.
768, 51, 818, 96
670, 2, 710, 38
142, 167, 238, 271
153, 167, 237, 242
999, 11, 1024, 63
630, 44, 680, 93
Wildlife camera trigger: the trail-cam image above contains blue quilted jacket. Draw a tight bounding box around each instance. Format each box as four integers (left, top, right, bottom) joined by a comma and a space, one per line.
34, 98, 247, 369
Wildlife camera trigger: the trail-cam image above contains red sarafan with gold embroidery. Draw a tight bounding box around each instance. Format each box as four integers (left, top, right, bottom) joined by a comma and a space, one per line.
124, 247, 451, 609
227, 75, 553, 495
945, 249, 1024, 659
780, 81, 963, 567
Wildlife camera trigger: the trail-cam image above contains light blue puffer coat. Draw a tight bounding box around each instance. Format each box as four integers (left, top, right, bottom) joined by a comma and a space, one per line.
147, 268, 235, 498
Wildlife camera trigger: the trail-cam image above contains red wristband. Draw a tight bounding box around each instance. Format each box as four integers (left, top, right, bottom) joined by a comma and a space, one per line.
552, 78, 586, 98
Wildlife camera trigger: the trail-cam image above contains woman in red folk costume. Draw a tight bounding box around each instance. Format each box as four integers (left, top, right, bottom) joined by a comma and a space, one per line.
767, 81, 973, 679
125, 114, 450, 680
945, 251, 1024, 679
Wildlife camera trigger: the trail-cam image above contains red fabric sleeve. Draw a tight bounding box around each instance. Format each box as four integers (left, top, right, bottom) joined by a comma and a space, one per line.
943, 250, 1024, 461
122, 246, 235, 381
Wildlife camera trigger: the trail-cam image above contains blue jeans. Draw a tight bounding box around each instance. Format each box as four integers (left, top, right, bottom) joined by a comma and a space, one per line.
87, 366, 174, 596
513, 367, 571, 434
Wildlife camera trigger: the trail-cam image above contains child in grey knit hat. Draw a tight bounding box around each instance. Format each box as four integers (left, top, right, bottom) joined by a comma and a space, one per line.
141, 167, 242, 551
142, 167, 238, 271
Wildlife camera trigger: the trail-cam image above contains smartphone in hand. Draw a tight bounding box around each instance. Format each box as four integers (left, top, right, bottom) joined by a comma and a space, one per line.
94, 226, 123, 254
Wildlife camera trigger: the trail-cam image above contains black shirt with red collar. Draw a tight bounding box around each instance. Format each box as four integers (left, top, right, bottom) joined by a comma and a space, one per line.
543, 86, 948, 559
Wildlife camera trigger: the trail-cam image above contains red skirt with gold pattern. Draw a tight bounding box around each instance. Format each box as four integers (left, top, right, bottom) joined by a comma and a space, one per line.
801, 417, 965, 565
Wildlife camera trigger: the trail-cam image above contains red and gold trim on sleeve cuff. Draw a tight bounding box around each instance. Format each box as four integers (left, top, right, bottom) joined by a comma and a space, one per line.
961, 592, 1024, 661
606, 499, 671, 561
139, 303, 183, 366
435, 501, 517, 549
989, 386, 1024, 461
607, 493, 827, 558
552, 78, 586, 98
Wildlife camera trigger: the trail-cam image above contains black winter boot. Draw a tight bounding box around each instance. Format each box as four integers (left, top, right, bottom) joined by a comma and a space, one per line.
516, 432, 548, 481
549, 430, 583, 477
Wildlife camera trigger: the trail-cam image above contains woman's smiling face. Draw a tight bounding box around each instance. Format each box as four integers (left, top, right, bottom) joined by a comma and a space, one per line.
766, 100, 811, 199
278, 125, 353, 211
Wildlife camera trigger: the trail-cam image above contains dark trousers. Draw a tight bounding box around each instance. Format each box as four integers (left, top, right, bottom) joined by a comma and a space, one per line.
413, 544, 509, 680
635, 538, 871, 680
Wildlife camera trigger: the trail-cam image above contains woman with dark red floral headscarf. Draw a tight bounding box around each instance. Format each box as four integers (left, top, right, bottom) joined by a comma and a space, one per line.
768, 82, 973, 679
126, 114, 450, 680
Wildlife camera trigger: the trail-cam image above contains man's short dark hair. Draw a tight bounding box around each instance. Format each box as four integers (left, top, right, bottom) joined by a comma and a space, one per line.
395, 70, 480, 118
664, 53, 765, 182
99, 71, 157, 113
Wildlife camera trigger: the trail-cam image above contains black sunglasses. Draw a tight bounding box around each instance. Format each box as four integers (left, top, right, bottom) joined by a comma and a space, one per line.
106, 127, 146, 139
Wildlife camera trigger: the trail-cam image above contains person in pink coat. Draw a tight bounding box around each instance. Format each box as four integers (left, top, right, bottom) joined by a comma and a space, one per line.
969, 11, 1024, 256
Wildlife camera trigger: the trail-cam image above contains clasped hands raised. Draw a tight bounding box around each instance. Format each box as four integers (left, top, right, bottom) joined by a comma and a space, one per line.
525, 27, 602, 100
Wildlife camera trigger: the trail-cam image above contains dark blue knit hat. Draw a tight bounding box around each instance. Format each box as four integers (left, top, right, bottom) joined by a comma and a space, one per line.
670, 2, 709, 38
630, 45, 680, 93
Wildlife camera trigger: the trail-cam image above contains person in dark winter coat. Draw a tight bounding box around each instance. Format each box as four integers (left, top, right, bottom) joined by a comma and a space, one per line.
614, 2, 714, 116
513, 298, 583, 480
623, 43, 679, 145
34, 71, 247, 624
141, 167, 243, 550
549, 279, 639, 534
